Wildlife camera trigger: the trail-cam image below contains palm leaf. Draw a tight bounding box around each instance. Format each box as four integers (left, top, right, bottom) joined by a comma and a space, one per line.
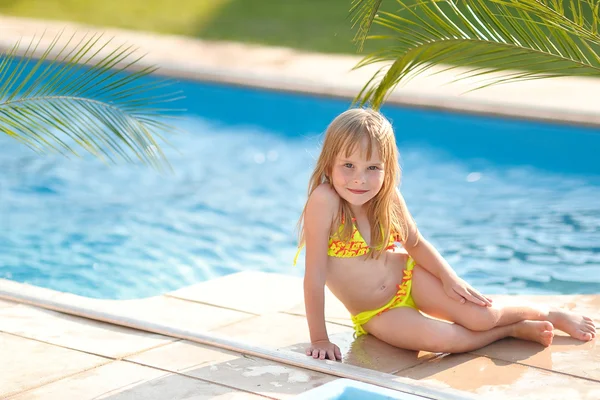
0, 32, 183, 172
351, 0, 600, 109
350, 0, 385, 51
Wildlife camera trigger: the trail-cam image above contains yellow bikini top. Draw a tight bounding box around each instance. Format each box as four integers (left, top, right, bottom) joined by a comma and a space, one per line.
293, 218, 397, 266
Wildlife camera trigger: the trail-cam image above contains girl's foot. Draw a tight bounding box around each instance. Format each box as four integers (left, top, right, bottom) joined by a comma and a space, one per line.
512, 321, 554, 347
548, 310, 597, 341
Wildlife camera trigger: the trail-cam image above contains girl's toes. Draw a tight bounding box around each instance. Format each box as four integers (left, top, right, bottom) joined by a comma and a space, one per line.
585, 321, 596, 330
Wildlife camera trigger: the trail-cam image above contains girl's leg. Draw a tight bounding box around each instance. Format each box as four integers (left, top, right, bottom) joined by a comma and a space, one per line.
363, 307, 554, 353
411, 265, 596, 341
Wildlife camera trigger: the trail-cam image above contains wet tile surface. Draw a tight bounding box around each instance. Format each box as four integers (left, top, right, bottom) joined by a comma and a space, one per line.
398, 353, 600, 400
0, 333, 109, 398
168, 271, 305, 315
126, 340, 240, 372
0, 304, 173, 358
127, 340, 335, 399
289, 332, 439, 374
472, 335, 599, 381
11, 360, 265, 400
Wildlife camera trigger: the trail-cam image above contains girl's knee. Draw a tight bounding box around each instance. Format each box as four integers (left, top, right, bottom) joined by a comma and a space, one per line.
461, 307, 501, 331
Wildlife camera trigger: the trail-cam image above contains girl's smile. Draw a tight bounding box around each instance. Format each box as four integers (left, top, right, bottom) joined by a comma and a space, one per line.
347, 188, 369, 194
330, 139, 385, 207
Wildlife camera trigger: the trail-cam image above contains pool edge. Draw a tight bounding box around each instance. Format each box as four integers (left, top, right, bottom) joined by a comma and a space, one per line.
0, 276, 474, 400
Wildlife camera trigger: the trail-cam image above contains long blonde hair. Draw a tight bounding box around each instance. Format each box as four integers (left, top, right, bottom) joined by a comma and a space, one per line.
297, 108, 413, 259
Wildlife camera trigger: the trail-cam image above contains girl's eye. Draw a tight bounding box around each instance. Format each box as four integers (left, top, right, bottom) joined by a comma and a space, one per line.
368, 166, 379, 170
344, 163, 353, 168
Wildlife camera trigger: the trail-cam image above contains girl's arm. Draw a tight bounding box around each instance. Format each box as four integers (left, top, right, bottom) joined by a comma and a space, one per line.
303, 185, 342, 361
396, 189, 492, 307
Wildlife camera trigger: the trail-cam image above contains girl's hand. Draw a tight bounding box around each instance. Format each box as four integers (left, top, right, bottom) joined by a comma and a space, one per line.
443, 274, 493, 307
306, 340, 342, 361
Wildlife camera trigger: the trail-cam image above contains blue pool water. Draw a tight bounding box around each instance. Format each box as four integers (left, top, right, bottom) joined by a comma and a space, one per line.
294, 379, 422, 399
1, 74, 600, 299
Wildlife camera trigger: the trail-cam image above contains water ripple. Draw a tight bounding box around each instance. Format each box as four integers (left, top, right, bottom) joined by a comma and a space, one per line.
0, 117, 599, 298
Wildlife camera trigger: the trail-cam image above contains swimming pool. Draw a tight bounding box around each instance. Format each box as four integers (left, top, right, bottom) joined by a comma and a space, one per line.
1, 73, 599, 299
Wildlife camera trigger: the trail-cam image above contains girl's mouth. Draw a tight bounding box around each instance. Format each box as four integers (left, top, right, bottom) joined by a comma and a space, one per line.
348, 189, 368, 194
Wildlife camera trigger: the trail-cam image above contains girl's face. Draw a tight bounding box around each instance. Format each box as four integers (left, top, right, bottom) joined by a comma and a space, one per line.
330, 140, 385, 207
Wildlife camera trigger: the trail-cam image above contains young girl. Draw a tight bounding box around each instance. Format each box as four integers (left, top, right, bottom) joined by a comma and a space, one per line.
295, 108, 596, 361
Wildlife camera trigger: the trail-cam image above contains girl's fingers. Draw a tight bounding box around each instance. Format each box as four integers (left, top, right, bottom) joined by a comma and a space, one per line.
470, 289, 492, 306
334, 346, 342, 360
307, 345, 342, 361
463, 290, 485, 306
472, 295, 486, 306
449, 288, 464, 302
326, 350, 335, 360
457, 288, 473, 303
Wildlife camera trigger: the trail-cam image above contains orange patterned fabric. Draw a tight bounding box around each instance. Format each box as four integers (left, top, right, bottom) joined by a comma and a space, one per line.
327, 218, 396, 258
293, 218, 397, 266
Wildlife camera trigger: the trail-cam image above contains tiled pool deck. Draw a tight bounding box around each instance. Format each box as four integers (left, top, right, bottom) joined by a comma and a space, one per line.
1, 272, 599, 399
0, 15, 599, 400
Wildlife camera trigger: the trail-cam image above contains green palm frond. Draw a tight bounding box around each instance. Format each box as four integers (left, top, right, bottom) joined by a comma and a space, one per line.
351, 0, 600, 109
0, 32, 182, 172
350, 0, 384, 51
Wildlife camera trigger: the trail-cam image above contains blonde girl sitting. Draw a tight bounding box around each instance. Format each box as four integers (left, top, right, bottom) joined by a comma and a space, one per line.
295, 108, 596, 361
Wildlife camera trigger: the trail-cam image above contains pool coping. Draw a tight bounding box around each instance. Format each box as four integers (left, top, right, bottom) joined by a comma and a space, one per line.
1, 15, 600, 128
0, 277, 473, 400
2, 273, 599, 399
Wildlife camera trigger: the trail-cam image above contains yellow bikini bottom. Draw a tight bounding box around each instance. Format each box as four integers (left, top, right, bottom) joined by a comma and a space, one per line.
351, 257, 417, 337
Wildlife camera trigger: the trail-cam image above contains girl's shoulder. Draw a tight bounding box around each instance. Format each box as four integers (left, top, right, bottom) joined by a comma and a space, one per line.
306, 183, 340, 216
310, 183, 340, 204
